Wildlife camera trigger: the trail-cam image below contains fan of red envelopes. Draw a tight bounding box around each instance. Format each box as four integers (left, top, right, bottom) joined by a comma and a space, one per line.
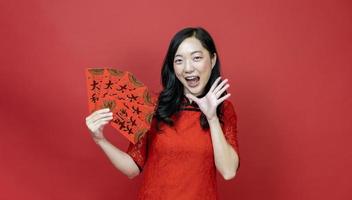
85, 68, 158, 144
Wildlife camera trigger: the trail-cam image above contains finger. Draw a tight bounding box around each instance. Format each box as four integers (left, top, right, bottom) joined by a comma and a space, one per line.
86, 115, 114, 129
93, 116, 113, 127
86, 109, 109, 121
209, 76, 222, 92
89, 120, 110, 135
213, 79, 228, 94
86, 108, 110, 121
215, 84, 229, 98
92, 108, 111, 117
217, 93, 231, 104
95, 120, 110, 128
87, 115, 114, 126
90, 112, 113, 124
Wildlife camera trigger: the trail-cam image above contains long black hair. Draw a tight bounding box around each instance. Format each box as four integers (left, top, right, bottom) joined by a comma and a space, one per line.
155, 27, 226, 130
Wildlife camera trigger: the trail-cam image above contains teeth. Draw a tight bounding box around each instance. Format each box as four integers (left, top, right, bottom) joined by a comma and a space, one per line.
185, 76, 198, 80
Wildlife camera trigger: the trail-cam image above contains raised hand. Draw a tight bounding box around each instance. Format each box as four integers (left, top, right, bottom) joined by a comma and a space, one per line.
185, 77, 231, 121
85, 108, 114, 142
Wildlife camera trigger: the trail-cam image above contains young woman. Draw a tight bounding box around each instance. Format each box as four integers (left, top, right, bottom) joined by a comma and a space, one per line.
85, 27, 240, 199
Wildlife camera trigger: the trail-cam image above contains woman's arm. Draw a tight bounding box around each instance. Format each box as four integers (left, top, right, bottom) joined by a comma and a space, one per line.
85, 108, 140, 179
184, 77, 240, 180
208, 117, 239, 180
94, 138, 140, 179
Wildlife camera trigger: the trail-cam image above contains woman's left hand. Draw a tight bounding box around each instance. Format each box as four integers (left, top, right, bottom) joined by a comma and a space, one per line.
185, 77, 231, 121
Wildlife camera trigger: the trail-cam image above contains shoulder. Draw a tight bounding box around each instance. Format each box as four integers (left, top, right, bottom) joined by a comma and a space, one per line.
222, 99, 235, 110
221, 100, 237, 120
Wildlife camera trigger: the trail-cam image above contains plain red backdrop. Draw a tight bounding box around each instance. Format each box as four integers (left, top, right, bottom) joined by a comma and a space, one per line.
1, 0, 351, 199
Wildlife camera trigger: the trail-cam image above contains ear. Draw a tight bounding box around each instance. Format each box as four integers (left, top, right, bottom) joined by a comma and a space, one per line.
211, 53, 217, 69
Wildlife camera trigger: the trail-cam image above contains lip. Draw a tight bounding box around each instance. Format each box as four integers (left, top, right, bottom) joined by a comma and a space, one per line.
184, 76, 200, 88
184, 75, 199, 80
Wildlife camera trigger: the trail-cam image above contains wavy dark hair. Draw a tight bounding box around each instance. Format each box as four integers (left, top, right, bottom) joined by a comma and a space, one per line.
155, 27, 227, 130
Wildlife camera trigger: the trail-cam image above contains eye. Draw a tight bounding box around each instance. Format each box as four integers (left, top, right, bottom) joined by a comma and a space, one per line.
174, 59, 183, 64
193, 56, 203, 61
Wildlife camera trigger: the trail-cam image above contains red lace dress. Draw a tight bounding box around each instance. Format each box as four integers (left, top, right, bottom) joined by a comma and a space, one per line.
126, 97, 240, 200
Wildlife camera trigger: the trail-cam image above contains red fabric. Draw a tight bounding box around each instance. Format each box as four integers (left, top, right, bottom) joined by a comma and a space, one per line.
126, 98, 240, 200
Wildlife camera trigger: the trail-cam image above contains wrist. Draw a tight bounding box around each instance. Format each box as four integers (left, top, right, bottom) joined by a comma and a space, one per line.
207, 116, 219, 123
93, 137, 107, 145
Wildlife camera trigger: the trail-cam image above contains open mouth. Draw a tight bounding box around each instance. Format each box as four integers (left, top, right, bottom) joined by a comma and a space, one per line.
185, 76, 200, 87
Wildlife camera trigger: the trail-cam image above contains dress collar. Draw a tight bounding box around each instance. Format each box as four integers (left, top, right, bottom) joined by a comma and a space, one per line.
180, 94, 200, 111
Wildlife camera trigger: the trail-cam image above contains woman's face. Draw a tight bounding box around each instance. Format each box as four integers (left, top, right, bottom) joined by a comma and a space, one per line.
173, 37, 217, 97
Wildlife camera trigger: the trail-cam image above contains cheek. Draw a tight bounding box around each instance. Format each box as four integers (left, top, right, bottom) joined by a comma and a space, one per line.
197, 61, 212, 76
173, 66, 183, 79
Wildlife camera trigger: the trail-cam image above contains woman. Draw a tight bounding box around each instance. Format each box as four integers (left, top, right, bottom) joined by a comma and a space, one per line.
85, 27, 240, 200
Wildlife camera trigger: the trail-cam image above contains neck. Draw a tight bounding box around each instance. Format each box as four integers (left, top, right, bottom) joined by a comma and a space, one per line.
183, 92, 193, 104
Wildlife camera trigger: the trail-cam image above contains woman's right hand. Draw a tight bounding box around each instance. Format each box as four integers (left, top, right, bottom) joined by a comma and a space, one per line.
85, 108, 114, 142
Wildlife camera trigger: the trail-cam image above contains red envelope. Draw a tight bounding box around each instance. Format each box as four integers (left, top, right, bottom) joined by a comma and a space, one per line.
85, 68, 105, 113
85, 68, 157, 144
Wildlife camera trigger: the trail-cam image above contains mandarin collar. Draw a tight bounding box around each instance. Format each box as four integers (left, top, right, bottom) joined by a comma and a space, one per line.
180, 94, 200, 109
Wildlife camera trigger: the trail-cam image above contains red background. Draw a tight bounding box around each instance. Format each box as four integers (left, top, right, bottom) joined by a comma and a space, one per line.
1, 0, 351, 199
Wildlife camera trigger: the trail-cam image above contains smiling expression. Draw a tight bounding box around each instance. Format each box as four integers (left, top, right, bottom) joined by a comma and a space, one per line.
173, 37, 217, 97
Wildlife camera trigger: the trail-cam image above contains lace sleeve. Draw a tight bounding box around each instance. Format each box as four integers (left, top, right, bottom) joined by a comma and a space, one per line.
221, 100, 240, 171
126, 132, 148, 172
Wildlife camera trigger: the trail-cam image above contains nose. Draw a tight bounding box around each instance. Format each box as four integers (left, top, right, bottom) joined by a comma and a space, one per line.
184, 59, 195, 73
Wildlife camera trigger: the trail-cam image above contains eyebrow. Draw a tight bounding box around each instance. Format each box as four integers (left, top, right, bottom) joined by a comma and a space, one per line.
175, 50, 203, 57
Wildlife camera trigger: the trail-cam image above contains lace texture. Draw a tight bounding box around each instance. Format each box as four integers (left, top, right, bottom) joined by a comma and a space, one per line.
126, 99, 240, 200
221, 100, 240, 171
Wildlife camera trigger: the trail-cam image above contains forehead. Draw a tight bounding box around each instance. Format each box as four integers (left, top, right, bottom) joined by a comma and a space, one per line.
175, 37, 206, 56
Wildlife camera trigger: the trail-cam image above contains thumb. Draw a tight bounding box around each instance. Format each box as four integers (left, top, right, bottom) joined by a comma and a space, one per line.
185, 93, 198, 104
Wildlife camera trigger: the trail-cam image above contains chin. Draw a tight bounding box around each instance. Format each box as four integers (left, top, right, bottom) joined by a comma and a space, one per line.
186, 86, 204, 97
